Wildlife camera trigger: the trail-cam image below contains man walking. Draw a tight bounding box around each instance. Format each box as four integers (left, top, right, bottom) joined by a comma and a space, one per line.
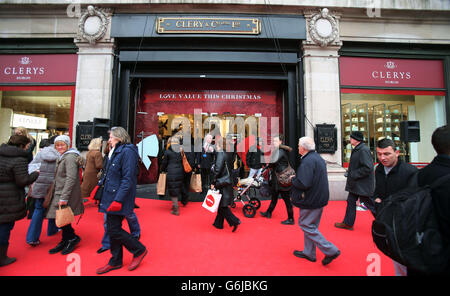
373, 138, 418, 275
335, 131, 376, 230
291, 137, 340, 265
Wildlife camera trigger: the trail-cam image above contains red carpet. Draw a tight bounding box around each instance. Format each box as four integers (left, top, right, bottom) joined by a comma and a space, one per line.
0, 199, 394, 276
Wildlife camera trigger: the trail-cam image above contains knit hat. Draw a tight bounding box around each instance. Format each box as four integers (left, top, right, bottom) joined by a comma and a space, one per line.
350, 131, 364, 142
54, 135, 71, 147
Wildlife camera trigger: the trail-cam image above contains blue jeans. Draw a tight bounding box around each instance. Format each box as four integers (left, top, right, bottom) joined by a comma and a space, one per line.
101, 212, 141, 249
0, 222, 15, 246
26, 198, 59, 243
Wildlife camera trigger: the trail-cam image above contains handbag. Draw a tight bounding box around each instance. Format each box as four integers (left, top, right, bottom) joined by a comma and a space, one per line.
189, 173, 202, 193
156, 172, 167, 195
55, 204, 75, 228
215, 162, 231, 189
202, 189, 222, 213
90, 185, 104, 201
43, 183, 54, 209
275, 164, 296, 187
180, 150, 192, 173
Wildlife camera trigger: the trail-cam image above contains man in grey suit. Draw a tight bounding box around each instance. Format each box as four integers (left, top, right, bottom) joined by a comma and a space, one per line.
290, 137, 340, 265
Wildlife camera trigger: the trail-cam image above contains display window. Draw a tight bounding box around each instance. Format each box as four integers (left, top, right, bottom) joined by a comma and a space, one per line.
0, 85, 75, 154
339, 56, 447, 166
134, 78, 285, 184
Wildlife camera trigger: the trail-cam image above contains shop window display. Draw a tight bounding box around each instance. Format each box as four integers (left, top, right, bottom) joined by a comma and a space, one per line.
341, 92, 446, 165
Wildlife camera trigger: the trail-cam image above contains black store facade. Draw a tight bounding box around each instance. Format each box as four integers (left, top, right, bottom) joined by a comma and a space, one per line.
110, 14, 306, 184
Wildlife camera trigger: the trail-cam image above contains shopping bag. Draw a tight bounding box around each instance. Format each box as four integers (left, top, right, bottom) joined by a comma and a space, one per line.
189, 173, 202, 193
55, 205, 75, 228
157, 173, 167, 195
202, 189, 222, 213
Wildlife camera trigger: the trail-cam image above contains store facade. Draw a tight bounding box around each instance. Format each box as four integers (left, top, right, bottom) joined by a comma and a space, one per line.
0, 53, 78, 150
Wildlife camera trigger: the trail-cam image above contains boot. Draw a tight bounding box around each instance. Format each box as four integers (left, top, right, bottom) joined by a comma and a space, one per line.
0, 244, 16, 267
171, 205, 180, 216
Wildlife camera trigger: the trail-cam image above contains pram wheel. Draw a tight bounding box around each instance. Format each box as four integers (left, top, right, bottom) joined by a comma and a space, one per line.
243, 204, 256, 218
249, 198, 261, 210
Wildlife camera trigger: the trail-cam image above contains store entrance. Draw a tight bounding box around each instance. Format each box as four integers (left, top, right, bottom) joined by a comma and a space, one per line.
134, 78, 285, 184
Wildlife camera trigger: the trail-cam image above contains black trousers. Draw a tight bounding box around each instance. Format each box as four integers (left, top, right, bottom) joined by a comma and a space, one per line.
181, 172, 192, 205
266, 190, 294, 220
61, 224, 76, 241
213, 207, 240, 229
106, 214, 146, 266
343, 192, 377, 226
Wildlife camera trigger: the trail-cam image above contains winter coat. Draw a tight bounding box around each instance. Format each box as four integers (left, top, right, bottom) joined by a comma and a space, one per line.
373, 160, 418, 202
200, 144, 215, 169
345, 142, 375, 197
291, 151, 329, 209
99, 143, 139, 216
246, 144, 262, 169
211, 151, 233, 207
29, 145, 59, 199
418, 155, 450, 265
81, 150, 103, 197
0, 144, 39, 223
160, 146, 184, 197
46, 148, 84, 219
268, 144, 293, 192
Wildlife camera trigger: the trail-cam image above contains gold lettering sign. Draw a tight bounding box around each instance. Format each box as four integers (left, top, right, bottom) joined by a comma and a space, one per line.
156, 17, 261, 35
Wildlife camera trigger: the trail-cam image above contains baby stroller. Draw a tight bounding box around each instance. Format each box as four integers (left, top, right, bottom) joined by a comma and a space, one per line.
231, 175, 264, 218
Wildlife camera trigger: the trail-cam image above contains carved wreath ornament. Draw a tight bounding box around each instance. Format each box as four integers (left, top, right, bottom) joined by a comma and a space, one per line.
308, 8, 339, 47
78, 5, 109, 44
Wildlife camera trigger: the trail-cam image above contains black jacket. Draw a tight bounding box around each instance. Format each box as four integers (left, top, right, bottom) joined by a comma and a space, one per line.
373, 160, 418, 202
0, 144, 39, 223
345, 142, 375, 197
211, 151, 233, 207
291, 151, 329, 209
246, 145, 262, 169
160, 145, 184, 197
268, 145, 293, 192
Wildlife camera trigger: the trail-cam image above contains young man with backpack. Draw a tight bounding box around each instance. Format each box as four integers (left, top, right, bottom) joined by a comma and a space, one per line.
373, 138, 418, 275
409, 125, 450, 275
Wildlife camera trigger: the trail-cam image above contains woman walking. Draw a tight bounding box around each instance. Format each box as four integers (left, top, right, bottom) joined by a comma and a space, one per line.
46, 135, 84, 255
211, 138, 241, 232
81, 137, 103, 198
0, 135, 39, 267
160, 137, 184, 216
96, 127, 147, 274
260, 134, 295, 225
26, 137, 60, 246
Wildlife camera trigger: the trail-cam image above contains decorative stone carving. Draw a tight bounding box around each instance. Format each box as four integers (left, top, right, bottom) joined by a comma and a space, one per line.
78, 5, 110, 44
307, 8, 340, 47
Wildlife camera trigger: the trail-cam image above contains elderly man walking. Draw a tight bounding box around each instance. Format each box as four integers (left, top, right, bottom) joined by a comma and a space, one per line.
290, 137, 340, 265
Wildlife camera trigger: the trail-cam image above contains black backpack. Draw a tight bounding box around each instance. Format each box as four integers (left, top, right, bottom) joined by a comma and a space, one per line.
371, 173, 450, 274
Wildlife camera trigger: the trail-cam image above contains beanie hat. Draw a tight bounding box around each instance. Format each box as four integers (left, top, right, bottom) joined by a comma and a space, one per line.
350, 131, 364, 142
54, 135, 71, 147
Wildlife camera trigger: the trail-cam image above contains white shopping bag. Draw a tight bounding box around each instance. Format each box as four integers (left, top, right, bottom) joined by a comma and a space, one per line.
202, 189, 222, 213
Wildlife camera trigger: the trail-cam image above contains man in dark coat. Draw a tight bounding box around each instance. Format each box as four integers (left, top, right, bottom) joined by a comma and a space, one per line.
409, 125, 450, 275
335, 131, 376, 230
291, 137, 340, 265
0, 135, 39, 267
373, 138, 418, 276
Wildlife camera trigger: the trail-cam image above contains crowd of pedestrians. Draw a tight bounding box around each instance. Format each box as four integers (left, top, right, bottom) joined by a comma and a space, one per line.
0, 123, 448, 276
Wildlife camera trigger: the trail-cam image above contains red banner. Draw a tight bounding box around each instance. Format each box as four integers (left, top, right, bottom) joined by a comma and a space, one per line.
0, 54, 78, 84
339, 57, 444, 89
144, 90, 277, 104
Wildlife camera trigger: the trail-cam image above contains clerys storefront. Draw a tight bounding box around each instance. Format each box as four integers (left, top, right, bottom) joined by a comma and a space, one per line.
0, 54, 78, 153
339, 56, 447, 165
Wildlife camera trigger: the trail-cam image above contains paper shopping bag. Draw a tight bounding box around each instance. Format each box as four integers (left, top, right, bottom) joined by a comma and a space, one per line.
189, 173, 202, 193
157, 173, 167, 195
202, 189, 222, 213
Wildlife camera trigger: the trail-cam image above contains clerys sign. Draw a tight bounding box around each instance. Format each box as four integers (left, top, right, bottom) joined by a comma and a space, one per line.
0, 54, 78, 84
339, 57, 445, 89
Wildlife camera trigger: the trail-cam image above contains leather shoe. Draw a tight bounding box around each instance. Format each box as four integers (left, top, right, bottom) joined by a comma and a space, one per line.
293, 250, 316, 262
97, 247, 109, 254
260, 211, 272, 218
232, 221, 241, 233
334, 222, 353, 230
128, 249, 148, 271
96, 263, 122, 275
322, 250, 341, 266
281, 218, 295, 225
61, 235, 81, 255
49, 240, 67, 254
